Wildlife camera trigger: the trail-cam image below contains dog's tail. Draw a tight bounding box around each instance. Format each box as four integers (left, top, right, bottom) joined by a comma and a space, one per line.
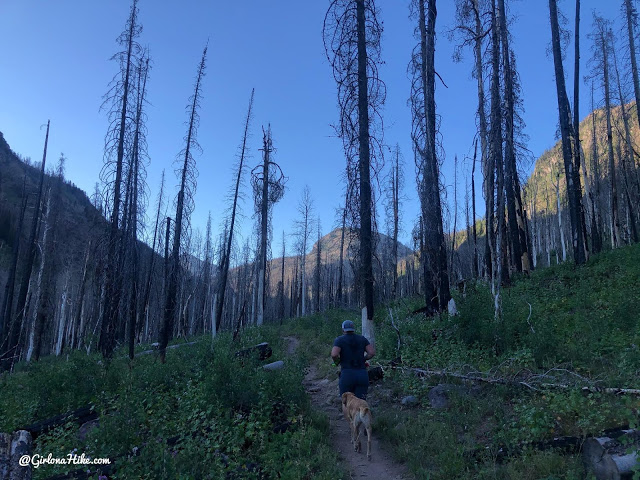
358, 406, 372, 430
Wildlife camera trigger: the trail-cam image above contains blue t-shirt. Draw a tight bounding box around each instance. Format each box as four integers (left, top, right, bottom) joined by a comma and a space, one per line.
333, 334, 370, 370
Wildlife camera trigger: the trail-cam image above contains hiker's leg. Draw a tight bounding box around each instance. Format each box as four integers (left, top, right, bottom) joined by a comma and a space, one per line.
339, 369, 356, 396
353, 370, 369, 399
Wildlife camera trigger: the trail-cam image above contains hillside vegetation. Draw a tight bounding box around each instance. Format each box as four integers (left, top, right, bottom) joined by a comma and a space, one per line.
1, 242, 638, 479
527, 101, 640, 214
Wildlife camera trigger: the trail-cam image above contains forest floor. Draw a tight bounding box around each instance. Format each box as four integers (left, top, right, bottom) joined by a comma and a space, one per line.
285, 335, 411, 479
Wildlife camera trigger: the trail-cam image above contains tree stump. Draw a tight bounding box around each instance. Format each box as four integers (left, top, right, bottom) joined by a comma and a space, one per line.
8, 430, 32, 480
235, 342, 272, 361
367, 366, 384, 383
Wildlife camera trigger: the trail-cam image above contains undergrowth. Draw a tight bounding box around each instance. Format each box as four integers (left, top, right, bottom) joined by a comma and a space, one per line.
369, 242, 640, 479
0, 328, 343, 479
1, 244, 638, 479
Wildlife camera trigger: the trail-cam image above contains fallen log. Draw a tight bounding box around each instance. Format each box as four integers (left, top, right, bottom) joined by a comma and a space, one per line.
20, 406, 97, 440
137, 341, 198, 356
235, 342, 272, 361
583, 432, 640, 480
383, 364, 640, 396
465, 426, 636, 465
263, 360, 284, 371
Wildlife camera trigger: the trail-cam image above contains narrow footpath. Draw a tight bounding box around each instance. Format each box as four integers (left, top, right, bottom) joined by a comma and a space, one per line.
285, 336, 411, 479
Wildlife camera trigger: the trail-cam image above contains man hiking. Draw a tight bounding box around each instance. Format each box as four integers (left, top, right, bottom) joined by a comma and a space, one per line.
331, 320, 376, 399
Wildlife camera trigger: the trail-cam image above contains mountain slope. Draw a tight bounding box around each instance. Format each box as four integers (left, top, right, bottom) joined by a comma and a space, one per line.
526, 101, 640, 213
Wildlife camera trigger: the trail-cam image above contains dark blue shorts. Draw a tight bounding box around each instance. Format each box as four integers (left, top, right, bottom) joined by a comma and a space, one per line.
339, 368, 368, 399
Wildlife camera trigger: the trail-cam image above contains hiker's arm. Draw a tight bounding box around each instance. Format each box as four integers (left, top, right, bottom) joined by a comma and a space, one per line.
331, 346, 341, 365
364, 344, 376, 361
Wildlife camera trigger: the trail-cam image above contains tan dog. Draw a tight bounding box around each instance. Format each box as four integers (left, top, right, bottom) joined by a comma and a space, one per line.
341, 392, 372, 460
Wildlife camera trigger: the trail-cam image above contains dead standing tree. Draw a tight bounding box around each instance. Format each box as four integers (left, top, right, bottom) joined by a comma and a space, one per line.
611, 43, 639, 243
410, 0, 451, 313
490, 0, 507, 314
99, 0, 142, 359
126, 52, 150, 359
215, 89, 254, 333
251, 125, 286, 326
548, 0, 587, 265
294, 187, 313, 317
1, 121, 49, 370
384, 144, 403, 299
324, 0, 385, 341
497, 0, 530, 273
589, 15, 621, 248
452, 0, 492, 279
30, 154, 65, 362
624, 0, 640, 132
159, 44, 206, 363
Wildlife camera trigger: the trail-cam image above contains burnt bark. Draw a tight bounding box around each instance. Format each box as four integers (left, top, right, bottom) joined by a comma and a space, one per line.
159, 45, 206, 363
2, 121, 49, 370
548, 0, 586, 264
215, 89, 254, 332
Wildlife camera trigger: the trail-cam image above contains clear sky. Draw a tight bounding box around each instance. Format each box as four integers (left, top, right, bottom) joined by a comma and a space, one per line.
0, 0, 625, 254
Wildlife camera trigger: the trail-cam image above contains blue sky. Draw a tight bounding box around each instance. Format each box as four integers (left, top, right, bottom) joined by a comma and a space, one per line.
0, 0, 625, 254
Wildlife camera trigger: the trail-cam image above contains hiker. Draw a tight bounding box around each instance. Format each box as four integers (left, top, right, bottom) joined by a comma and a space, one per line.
331, 320, 375, 400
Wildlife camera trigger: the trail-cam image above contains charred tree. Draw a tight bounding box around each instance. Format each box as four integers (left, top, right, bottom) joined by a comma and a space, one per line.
336, 197, 347, 306
548, 0, 587, 264
0, 175, 27, 355
589, 83, 603, 253
324, 0, 385, 327
278, 232, 286, 323
127, 53, 150, 359
624, 0, 640, 132
453, 0, 492, 278
591, 15, 621, 248
387, 145, 402, 298
159, 45, 206, 363
215, 89, 254, 332
2, 121, 49, 370
314, 219, 322, 313
30, 154, 64, 362
251, 125, 286, 326
611, 45, 639, 243
99, 0, 141, 359
471, 139, 479, 277
411, 0, 451, 312
294, 187, 313, 317
497, 0, 529, 272
141, 170, 165, 340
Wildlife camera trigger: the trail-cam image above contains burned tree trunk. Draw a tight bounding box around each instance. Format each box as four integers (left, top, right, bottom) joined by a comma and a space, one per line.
215, 89, 254, 333
611, 46, 639, 244
548, 0, 586, 265
356, 0, 375, 324
100, 0, 141, 359
498, 0, 528, 273
159, 45, 207, 363
336, 200, 347, 306
412, 0, 451, 312
2, 120, 49, 370
0, 175, 27, 356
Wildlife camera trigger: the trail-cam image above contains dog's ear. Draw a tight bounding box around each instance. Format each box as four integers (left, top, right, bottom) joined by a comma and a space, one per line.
341, 392, 350, 405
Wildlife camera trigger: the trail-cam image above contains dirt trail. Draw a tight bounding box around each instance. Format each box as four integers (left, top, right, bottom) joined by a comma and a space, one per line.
284, 336, 410, 479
